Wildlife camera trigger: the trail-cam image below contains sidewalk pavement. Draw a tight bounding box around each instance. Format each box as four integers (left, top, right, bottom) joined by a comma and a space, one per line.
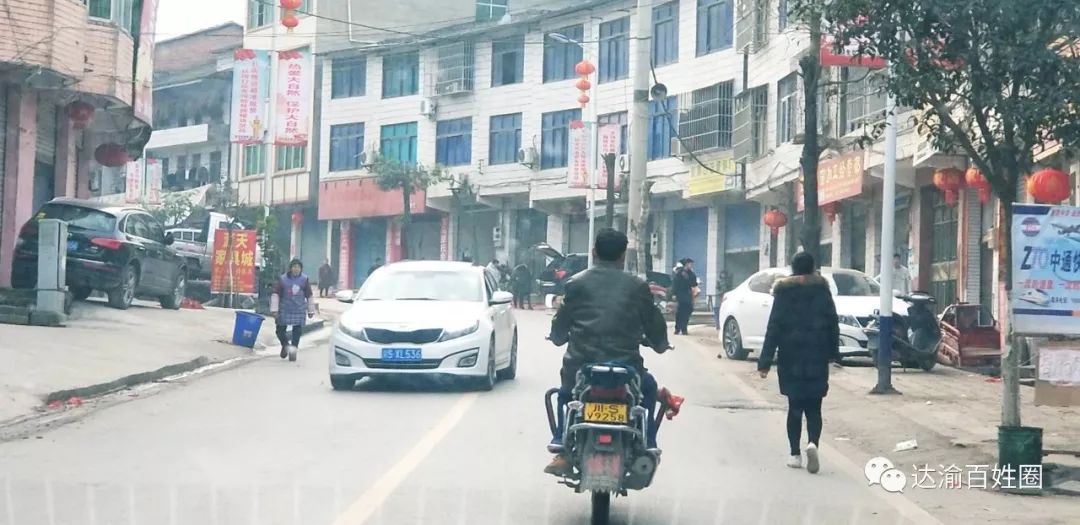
0, 297, 330, 426
683, 324, 1080, 523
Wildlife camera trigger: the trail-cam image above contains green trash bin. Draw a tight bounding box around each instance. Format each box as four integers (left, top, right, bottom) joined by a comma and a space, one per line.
998, 425, 1043, 492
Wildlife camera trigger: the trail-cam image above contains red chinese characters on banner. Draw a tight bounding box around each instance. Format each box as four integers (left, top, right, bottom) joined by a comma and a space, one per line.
125, 160, 143, 203
567, 120, 590, 189
275, 50, 311, 146
440, 215, 450, 261
597, 124, 622, 191
230, 50, 269, 144
210, 230, 258, 294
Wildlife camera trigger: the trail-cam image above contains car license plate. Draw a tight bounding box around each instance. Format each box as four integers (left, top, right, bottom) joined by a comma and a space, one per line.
381, 348, 422, 362
66, 240, 78, 252
583, 403, 628, 424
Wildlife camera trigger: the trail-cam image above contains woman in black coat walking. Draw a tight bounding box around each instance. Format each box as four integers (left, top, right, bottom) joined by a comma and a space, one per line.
757, 252, 839, 473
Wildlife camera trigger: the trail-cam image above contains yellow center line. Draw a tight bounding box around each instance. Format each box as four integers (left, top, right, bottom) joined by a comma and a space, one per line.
330, 392, 479, 525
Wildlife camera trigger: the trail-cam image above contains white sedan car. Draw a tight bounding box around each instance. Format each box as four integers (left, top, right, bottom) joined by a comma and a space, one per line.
329, 261, 517, 391
716, 267, 909, 360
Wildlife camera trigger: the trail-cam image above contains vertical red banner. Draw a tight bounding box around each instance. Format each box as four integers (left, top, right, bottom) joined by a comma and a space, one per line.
440, 215, 450, 260
387, 221, 402, 262
338, 221, 352, 289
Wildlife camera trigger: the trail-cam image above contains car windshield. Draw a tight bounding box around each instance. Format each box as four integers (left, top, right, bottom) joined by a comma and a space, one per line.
829, 272, 880, 296
356, 270, 482, 302
36, 203, 116, 232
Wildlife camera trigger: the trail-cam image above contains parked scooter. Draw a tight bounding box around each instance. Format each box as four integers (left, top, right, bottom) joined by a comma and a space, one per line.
864, 291, 941, 371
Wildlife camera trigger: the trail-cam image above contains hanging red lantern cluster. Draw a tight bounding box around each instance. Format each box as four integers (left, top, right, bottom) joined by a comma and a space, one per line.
66, 101, 95, 130
291, 211, 304, 225
763, 208, 788, 236
933, 167, 965, 206
823, 202, 840, 224
94, 143, 130, 167
280, 0, 301, 31
1028, 168, 1071, 204
965, 167, 991, 203
574, 60, 594, 108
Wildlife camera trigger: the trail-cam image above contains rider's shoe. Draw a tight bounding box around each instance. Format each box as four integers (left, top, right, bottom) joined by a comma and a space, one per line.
543, 454, 574, 476
280, 345, 288, 359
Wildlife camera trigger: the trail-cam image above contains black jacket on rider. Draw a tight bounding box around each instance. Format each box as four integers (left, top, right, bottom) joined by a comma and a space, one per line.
757, 274, 839, 399
549, 260, 670, 390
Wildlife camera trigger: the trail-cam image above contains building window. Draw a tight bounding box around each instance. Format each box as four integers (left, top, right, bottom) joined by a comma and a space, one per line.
382, 52, 419, 98
543, 25, 584, 83
331, 57, 366, 99
652, 2, 680, 66
476, 0, 508, 22
697, 0, 734, 56
90, 0, 136, 32
598, 112, 628, 154
435, 42, 475, 95
677, 80, 735, 153
491, 36, 524, 86
489, 113, 522, 165
778, 0, 790, 30
380, 122, 418, 164
540, 108, 581, 169
209, 151, 222, 182
599, 18, 630, 83
436, 118, 472, 167
276, 146, 306, 172
777, 73, 799, 145
750, 86, 769, 158
247, 0, 271, 28
329, 123, 365, 172
843, 67, 887, 133
243, 145, 265, 176
648, 96, 678, 160
930, 190, 959, 308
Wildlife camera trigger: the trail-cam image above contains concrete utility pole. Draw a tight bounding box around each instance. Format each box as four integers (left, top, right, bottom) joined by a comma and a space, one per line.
626, 0, 652, 275
604, 153, 617, 229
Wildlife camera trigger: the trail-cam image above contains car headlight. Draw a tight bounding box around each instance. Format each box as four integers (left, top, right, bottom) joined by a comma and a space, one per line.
338, 322, 369, 342
838, 314, 862, 328
438, 320, 480, 342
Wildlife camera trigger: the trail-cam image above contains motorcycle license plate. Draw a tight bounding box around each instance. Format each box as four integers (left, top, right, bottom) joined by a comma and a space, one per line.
583, 403, 628, 424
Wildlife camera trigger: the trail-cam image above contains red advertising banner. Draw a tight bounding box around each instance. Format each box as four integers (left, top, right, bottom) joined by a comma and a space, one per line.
210, 229, 258, 294
338, 221, 352, 289
795, 152, 865, 211
567, 120, 590, 189
440, 215, 450, 260
275, 50, 312, 146
597, 124, 622, 191
820, 35, 887, 69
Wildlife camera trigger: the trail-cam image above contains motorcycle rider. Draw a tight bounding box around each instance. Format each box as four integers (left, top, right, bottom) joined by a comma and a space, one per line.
545, 228, 671, 476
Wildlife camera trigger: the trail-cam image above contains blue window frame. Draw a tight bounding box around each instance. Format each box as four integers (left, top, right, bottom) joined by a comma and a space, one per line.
329, 123, 365, 172
380, 122, 418, 164
540, 109, 581, 169
599, 18, 630, 83
382, 52, 419, 98
331, 57, 366, 99
598, 112, 628, 154
697, 0, 734, 56
778, 0, 790, 31
435, 118, 472, 167
489, 113, 522, 165
543, 25, 584, 83
648, 96, 678, 160
491, 36, 525, 86
652, 2, 680, 66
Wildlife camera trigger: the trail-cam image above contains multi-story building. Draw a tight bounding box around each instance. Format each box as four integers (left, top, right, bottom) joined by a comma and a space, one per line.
0, 0, 156, 286
143, 23, 243, 205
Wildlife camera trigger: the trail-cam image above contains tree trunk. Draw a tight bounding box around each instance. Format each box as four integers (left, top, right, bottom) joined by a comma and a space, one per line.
637, 181, 654, 273
604, 154, 617, 230
799, 9, 824, 263
999, 197, 1021, 427
401, 188, 411, 260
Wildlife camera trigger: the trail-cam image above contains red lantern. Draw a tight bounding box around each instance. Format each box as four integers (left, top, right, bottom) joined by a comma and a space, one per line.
933, 167, 965, 206
66, 101, 95, 129
1028, 168, 1071, 204
575, 78, 591, 91
281, 13, 299, 29
94, 143, 130, 167
965, 167, 991, 204
574, 60, 595, 76
577, 94, 590, 105
291, 212, 304, 225
763, 209, 788, 236
279, 0, 301, 9
823, 202, 840, 224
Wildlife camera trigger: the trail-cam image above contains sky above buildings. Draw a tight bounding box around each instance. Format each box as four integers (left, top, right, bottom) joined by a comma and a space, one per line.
156, 0, 245, 41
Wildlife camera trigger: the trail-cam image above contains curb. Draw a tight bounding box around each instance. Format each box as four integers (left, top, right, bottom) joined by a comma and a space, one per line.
43, 356, 212, 404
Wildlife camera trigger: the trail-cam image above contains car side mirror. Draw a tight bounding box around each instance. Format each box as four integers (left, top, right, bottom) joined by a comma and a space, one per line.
490, 290, 513, 305
164, 232, 175, 245
334, 290, 354, 303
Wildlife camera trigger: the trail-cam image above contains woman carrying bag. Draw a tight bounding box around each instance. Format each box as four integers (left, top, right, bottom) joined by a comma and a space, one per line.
270, 258, 315, 360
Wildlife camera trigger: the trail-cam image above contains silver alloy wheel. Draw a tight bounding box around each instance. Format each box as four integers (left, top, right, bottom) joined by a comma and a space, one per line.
122, 270, 136, 306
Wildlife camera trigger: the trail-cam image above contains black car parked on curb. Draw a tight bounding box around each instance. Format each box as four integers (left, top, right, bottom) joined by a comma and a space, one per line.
12, 198, 188, 310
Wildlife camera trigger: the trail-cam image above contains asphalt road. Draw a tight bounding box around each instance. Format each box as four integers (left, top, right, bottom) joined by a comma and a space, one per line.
0, 310, 940, 525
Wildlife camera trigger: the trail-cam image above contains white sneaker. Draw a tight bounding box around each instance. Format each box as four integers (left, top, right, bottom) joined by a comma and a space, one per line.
806, 443, 820, 474
786, 455, 802, 469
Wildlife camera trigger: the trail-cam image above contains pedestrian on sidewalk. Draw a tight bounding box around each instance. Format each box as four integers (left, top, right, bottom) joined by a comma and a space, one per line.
511, 263, 533, 309
757, 251, 839, 474
318, 259, 334, 298
271, 259, 315, 359
672, 258, 699, 335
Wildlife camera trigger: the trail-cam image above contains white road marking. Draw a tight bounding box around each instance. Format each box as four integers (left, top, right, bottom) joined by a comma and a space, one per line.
685, 338, 944, 525
330, 392, 479, 525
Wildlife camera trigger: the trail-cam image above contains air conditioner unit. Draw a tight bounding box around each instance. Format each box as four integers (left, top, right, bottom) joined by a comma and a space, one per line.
359, 142, 379, 166
670, 138, 688, 159
436, 81, 463, 95
420, 98, 437, 119
517, 147, 538, 168
616, 154, 630, 173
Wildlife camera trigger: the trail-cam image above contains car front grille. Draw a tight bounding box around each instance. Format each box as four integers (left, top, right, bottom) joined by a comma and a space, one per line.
364, 328, 443, 344
360, 358, 442, 370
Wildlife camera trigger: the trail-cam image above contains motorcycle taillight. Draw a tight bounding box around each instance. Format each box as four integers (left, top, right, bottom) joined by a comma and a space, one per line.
589, 385, 627, 401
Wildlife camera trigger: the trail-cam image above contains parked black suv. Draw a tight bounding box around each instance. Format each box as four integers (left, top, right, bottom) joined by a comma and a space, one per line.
533, 243, 589, 296
12, 198, 187, 310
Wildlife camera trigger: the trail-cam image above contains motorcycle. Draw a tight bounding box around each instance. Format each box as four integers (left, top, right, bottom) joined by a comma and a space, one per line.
864, 291, 941, 371
543, 346, 684, 524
